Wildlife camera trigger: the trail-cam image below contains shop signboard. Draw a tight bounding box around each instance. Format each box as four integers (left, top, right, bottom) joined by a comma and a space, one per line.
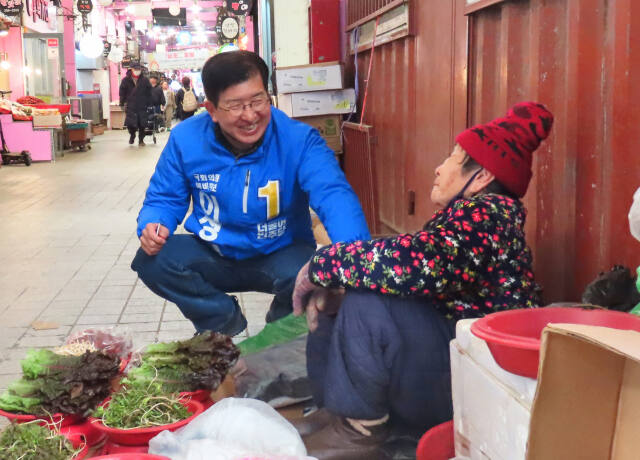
22, 0, 56, 33
155, 48, 210, 70
76, 0, 92, 14
225, 0, 252, 15
47, 38, 58, 59
102, 40, 111, 58
0, 0, 23, 17
216, 14, 239, 44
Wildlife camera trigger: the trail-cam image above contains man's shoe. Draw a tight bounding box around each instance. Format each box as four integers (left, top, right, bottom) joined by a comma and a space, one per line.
291, 408, 333, 438
128, 134, 135, 144
304, 415, 390, 460
220, 296, 247, 337
139, 140, 146, 146
265, 298, 292, 323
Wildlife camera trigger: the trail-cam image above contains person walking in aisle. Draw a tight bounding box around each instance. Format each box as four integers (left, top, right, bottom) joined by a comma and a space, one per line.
119, 63, 152, 146
162, 80, 176, 131
176, 76, 198, 121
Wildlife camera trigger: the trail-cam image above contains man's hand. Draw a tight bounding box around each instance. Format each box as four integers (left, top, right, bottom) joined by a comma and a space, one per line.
140, 223, 169, 256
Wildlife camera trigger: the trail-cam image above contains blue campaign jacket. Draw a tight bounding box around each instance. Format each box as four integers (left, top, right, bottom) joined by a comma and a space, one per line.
137, 107, 371, 260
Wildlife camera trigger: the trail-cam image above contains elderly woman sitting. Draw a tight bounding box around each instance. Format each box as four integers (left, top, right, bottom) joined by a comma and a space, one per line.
292, 102, 554, 460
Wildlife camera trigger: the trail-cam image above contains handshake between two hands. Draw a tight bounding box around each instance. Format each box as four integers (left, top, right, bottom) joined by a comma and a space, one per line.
292, 262, 345, 332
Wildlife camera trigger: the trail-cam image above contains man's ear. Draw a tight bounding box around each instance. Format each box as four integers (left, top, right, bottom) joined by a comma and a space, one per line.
204, 100, 218, 122
469, 168, 496, 194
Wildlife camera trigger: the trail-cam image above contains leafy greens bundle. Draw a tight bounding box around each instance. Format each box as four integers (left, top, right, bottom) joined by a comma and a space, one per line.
126, 331, 240, 392
0, 349, 120, 415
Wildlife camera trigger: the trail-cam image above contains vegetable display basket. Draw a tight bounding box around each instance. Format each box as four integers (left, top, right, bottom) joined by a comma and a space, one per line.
89, 399, 203, 445
60, 419, 107, 446
179, 389, 215, 409
90, 454, 170, 459
0, 408, 83, 427
470, 307, 640, 378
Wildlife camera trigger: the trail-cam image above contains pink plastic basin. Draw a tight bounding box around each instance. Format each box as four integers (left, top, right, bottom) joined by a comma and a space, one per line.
470, 307, 640, 378
89, 399, 203, 445
416, 420, 455, 460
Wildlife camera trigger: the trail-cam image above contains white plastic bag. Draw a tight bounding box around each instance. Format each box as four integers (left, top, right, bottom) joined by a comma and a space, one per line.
148, 398, 316, 460
629, 187, 640, 241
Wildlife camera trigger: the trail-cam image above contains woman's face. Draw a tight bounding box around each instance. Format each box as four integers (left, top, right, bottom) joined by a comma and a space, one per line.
430, 144, 479, 208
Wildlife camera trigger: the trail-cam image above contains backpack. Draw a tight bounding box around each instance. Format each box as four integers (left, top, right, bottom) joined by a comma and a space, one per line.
182, 88, 198, 112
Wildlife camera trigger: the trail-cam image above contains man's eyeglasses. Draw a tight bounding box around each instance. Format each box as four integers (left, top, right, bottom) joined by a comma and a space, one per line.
219, 95, 270, 116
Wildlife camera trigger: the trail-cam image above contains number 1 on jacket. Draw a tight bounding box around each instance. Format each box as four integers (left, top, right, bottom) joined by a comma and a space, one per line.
258, 180, 280, 221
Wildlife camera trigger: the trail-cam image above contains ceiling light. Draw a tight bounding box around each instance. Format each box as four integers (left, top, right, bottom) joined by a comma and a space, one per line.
169, 4, 180, 16
35, 68, 42, 76
125, 4, 134, 14
191, 4, 201, 13
0, 61, 10, 70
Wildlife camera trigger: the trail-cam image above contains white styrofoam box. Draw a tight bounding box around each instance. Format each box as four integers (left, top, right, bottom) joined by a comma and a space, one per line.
276, 62, 344, 93
451, 339, 533, 460
277, 89, 356, 118
455, 319, 537, 404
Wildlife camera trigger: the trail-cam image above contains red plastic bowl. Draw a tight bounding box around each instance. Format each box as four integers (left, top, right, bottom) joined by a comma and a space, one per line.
470, 307, 640, 378
89, 399, 203, 445
0, 408, 83, 427
416, 420, 455, 460
179, 390, 215, 409
100, 440, 149, 454
91, 455, 170, 459
60, 419, 107, 446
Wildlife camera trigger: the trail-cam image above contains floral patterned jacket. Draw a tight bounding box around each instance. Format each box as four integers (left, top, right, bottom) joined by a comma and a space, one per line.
308, 194, 540, 320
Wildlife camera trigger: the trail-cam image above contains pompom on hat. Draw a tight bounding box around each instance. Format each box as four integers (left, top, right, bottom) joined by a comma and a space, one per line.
455, 101, 554, 197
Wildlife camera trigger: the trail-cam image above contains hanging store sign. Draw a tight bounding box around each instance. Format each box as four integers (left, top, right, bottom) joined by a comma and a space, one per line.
216, 14, 239, 44
0, 0, 23, 17
225, 0, 252, 15
22, 0, 55, 33
102, 40, 111, 58
154, 48, 210, 70
76, 0, 91, 14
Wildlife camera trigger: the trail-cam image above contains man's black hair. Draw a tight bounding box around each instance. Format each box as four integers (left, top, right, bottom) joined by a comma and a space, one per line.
201, 51, 269, 106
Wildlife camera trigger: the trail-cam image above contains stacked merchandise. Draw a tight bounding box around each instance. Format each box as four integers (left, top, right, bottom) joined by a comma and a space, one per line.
276, 62, 356, 156
450, 319, 537, 460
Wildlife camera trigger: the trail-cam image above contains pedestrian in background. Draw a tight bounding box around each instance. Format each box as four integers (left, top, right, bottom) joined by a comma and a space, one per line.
119, 63, 152, 146
176, 76, 198, 121
162, 80, 176, 131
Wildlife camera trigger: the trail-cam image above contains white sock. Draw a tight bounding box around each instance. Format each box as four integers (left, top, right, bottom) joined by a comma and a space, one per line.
346, 414, 389, 436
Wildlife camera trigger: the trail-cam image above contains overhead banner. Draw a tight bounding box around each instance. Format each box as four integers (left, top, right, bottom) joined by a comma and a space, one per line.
22, 0, 56, 33
154, 48, 211, 70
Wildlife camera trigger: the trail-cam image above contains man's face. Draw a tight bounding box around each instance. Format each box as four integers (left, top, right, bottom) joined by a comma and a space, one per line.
205, 73, 270, 151
150, 78, 157, 87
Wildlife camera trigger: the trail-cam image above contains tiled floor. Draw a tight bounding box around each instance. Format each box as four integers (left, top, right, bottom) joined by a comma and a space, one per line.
0, 128, 274, 417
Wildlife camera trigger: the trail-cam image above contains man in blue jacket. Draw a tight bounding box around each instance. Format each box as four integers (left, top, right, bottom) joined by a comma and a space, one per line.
131, 51, 370, 336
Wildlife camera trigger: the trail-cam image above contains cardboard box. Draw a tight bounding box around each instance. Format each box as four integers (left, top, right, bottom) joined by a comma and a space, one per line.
32, 113, 62, 128
276, 62, 344, 93
527, 324, 640, 460
296, 115, 343, 154
278, 89, 356, 118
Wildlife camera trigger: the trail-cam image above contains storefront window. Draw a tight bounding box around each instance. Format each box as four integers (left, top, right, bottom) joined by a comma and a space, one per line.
23, 35, 62, 102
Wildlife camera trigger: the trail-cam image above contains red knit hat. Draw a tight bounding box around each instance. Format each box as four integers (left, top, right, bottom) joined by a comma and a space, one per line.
455, 102, 553, 197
